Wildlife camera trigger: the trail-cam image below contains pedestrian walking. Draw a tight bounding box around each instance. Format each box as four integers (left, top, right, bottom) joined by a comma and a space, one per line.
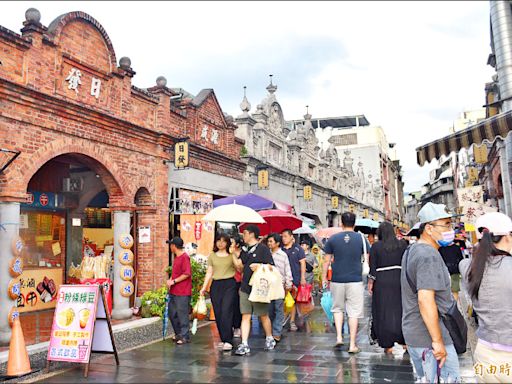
401, 202, 461, 382
200, 233, 239, 351
233, 225, 276, 356
459, 212, 512, 383
311, 243, 323, 295
439, 241, 464, 302
321, 212, 370, 353
167, 237, 192, 345
367, 221, 407, 354
281, 229, 306, 332
267, 233, 293, 342
300, 239, 319, 286
229, 235, 244, 339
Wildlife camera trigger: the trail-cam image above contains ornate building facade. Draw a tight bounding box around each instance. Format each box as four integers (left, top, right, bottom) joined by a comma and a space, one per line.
235, 79, 382, 227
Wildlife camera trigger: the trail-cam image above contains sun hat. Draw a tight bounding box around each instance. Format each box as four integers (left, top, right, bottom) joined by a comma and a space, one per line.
417, 202, 458, 224
475, 212, 512, 237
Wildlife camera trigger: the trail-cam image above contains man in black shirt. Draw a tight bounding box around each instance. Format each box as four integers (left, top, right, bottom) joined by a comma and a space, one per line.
234, 225, 275, 355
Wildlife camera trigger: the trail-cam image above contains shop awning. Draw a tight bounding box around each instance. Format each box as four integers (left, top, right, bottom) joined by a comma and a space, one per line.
416, 109, 512, 166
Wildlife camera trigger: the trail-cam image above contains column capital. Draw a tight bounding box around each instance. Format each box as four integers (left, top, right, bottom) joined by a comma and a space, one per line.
109, 205, 135, 212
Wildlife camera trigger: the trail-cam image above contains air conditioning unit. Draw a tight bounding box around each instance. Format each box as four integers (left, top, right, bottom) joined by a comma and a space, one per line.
62, 177, 83, 192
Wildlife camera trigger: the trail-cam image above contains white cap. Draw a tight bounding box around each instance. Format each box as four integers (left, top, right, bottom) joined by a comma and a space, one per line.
475, 212, 512, 237
417, 202, 458, 224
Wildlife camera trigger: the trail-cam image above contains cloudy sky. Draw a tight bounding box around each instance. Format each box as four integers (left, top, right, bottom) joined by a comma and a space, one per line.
2, 1, 494, 193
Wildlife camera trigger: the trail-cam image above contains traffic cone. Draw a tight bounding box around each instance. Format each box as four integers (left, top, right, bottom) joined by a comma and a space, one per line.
6, 317, 31, 377
209, 306, 215, 321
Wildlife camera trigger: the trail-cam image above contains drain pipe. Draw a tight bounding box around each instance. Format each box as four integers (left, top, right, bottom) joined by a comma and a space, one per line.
490, 0, 512, 216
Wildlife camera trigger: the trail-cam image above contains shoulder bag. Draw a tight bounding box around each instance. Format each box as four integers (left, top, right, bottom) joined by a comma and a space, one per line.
404, 246, 467, 354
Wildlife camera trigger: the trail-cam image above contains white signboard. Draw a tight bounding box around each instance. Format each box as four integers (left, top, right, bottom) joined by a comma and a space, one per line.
457, 186, 484, 206
138, 226, 151, 244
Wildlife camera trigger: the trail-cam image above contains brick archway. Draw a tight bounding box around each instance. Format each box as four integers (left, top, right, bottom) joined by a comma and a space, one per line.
1, 137, 130, 206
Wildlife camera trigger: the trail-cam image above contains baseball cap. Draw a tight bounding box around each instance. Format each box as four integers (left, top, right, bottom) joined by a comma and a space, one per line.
475, 212, 512, 237
168, 237, 184, 248
417, 202, 458, 224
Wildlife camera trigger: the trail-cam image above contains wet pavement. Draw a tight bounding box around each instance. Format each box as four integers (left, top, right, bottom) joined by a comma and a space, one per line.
37, 295, 477, 383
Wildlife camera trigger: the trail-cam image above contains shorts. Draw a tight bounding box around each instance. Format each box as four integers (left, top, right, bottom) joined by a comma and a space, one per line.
330, 281, 364, 319
450, 274, 461, 293
239, 290, 270, 316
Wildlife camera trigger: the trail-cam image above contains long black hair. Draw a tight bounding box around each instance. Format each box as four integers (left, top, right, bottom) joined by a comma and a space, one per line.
213, 232, 231, 252
377, 221, 400, 252
468, 230, 510, 299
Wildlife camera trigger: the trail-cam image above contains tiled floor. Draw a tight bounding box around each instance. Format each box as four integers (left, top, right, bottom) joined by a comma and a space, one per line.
38, 296, 477, 383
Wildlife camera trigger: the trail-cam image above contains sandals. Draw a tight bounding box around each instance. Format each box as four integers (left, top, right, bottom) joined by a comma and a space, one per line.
348, 346, 361, 354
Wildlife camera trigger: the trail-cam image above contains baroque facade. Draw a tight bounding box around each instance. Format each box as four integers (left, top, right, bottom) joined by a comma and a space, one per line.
235, 79, 381, 227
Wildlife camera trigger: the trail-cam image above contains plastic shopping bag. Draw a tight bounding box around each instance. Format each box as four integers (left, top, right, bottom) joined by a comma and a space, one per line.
297, 296, 315, 317
194, 295, 208, 316
296, 284, 313, 303
320, 290, 334, 324
284, 291, 295, 314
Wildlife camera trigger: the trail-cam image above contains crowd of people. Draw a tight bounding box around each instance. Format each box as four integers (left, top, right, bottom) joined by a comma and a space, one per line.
164, 202, 512, 383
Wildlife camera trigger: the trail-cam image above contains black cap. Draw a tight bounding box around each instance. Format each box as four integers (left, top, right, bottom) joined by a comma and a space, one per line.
168, 237, 184, 248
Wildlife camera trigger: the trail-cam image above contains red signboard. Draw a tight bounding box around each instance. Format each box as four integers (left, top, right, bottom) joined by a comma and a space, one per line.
39, 193, 49, 206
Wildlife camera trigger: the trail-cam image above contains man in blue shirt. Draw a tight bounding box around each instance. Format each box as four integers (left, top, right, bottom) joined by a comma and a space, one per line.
281, 229, 306, 332
322, 212, 370, 353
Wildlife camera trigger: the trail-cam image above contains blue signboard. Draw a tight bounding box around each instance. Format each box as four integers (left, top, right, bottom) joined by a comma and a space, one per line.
23, 191, 63, 209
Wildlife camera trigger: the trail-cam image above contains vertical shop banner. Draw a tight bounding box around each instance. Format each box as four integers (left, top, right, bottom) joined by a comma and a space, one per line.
180, 214, 215, 257
47, 285, 119, 377
17, 268, 63, 312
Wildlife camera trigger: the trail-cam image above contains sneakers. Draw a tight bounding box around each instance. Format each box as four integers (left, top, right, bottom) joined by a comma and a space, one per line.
235, 343, 250, 355
289, 321, 298, 332
265, 337, 276, 351
222, 342, 233, 351
233, 328, 241, 338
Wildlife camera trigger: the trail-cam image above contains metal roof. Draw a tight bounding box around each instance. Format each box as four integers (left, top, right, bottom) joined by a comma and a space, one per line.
289, 115, 370, 129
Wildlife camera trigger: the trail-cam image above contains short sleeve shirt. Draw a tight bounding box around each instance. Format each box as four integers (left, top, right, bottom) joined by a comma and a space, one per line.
324, 231, 370, 283
170, 252, 192, 296
207, 252, 236, 280
282, 244, 306, 286
240, 243, 274, 294
401, 243, 454, 347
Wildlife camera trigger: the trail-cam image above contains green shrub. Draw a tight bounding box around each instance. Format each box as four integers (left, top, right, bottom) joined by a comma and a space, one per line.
140, 285, 168, 318
165, 257, 207, 309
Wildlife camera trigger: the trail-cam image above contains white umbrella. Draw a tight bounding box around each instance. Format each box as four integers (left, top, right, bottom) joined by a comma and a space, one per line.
293, 223, 315, 235
201, 203, 265, 223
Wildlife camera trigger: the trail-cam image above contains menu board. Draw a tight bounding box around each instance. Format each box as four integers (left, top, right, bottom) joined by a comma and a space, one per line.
47, 285, 99, 363
17, 268, 62, 312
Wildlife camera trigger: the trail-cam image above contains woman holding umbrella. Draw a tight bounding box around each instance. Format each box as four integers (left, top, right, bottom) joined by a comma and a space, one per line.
368, 221, 408, 354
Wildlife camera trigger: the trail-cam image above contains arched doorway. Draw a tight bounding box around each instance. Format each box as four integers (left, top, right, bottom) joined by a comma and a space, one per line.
14, 153, 129, 343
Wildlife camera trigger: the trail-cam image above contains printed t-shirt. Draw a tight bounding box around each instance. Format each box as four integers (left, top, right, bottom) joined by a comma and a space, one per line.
324, 231, 370, 283
170, 252, 192, 296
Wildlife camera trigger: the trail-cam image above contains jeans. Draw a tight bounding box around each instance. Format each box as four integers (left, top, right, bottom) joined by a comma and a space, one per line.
408, 344, 461, 383
269, 299, 285, 337
210, 278, 236, 344
169, 295, 191, 341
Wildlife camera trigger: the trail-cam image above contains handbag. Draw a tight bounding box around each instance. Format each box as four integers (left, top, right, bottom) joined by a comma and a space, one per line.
248, 264, 273, 303
404, 246, 467, 354
268, 268, 285, 301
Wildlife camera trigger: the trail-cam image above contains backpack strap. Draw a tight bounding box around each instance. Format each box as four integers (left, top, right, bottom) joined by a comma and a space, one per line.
403, 245, 417, 293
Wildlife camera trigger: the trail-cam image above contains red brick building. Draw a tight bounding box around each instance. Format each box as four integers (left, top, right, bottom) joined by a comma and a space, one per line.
0, 9, 244, 345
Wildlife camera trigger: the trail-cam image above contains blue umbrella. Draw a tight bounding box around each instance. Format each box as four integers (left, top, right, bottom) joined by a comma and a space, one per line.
320, 291, 334, 324
355, 218, 380, 234
162, 293, 170, 340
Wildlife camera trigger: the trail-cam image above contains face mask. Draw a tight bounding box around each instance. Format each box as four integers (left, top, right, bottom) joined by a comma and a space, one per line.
436, 230, 455, 247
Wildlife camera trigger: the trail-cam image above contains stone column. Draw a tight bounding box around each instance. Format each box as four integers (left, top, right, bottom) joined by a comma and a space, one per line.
0, 202, 20, 345
112, 210, 133, 320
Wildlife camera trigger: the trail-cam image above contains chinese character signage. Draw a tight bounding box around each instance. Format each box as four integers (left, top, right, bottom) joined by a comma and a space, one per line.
178, 189, 213, 214
473, 144, 488, 164
48, 285, 99, 364
363, 209, 369, 218
23, 191, 63, 209
257, 169, 269, 190
180, 214, 215, 258
303, 185, 313, 201
331, 196, 339, 209
17, 268, 62, 312
174, 141, 189, 169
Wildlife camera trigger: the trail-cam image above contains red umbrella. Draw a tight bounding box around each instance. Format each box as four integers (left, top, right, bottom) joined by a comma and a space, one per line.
239, 209, 302, 237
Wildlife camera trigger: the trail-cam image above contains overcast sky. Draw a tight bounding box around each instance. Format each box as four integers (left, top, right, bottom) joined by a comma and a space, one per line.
2, 1, 494, 193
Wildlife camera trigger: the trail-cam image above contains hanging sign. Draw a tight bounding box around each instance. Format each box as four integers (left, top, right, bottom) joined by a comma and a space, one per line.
373, 212, 379, 221
118, 250, 134, 265
331, 196, 339, 209
174, 140, 189, 169
9, 258, 23, 277
257, 168, 269, 190
303, 185, 313, 201
47, 285, 119, 377
11, 236, 23, 256
118, 234, 133, 249
119, 281, 134, 297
